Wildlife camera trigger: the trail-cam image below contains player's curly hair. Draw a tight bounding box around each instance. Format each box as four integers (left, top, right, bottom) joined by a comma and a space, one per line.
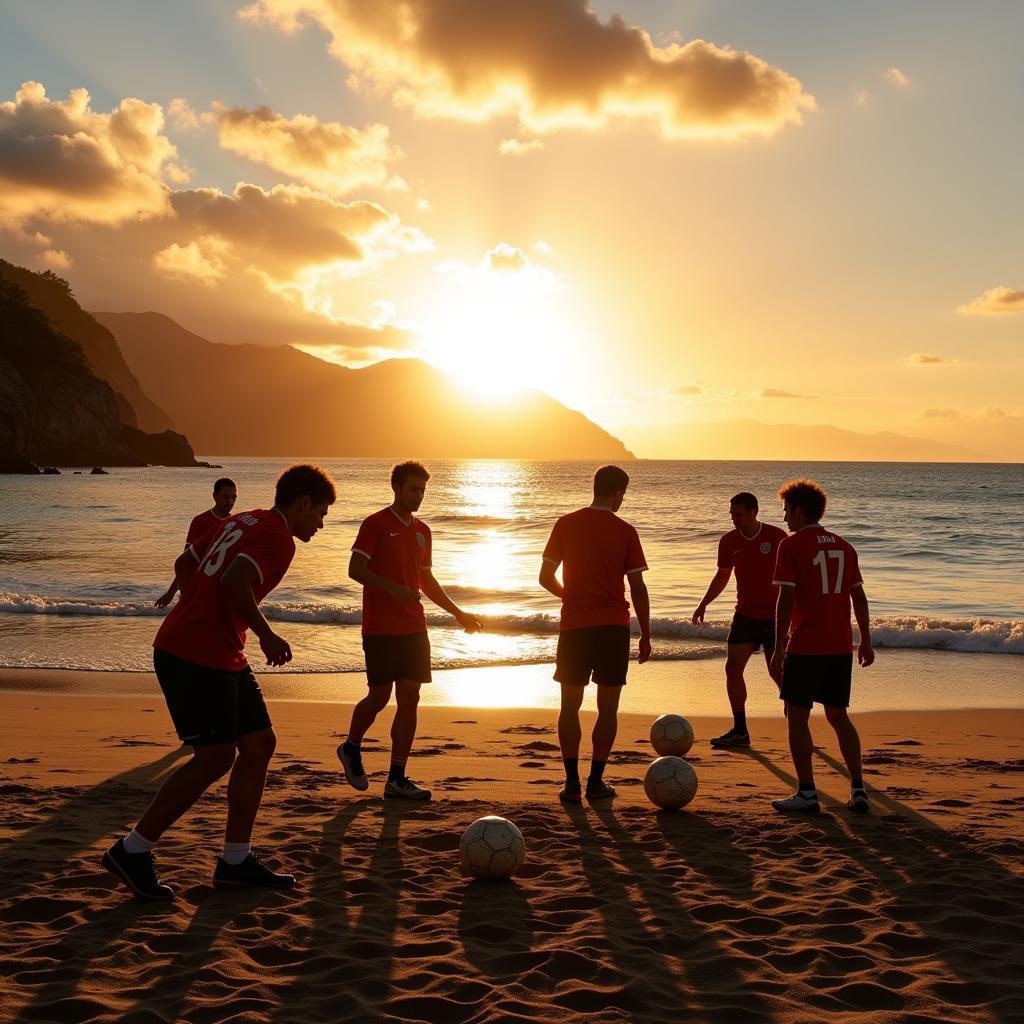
777, 479, 827, 522
391, 461, 430, 489
275, 464, 336, 507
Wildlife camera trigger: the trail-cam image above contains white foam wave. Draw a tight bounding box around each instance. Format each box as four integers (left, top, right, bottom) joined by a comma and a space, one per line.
1, 592, 1020, 654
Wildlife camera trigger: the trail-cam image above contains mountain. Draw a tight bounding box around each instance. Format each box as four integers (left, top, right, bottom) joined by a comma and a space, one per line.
94, 311, 634, 460
618, 419, 983, 462
0, 259, 173, 433
0, 276, 202, 471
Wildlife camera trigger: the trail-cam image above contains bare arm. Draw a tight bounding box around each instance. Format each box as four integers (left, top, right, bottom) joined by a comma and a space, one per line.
220, 557, 292, 666
769, 586, 795, 685
347, 552, 418, 604
420, 568, 482, 632
154, 546, 193, 607
851, 586, 874, 667
628, 571, 652, 664
692, 567, 732, 624
538, 560, 564, 600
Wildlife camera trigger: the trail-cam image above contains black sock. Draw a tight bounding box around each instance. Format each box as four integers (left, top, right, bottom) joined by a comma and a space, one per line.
388, 762, 406, 783
798, 780, 816, 794
733, 712, 747, 733
588, 760, 606, 786
563, 758, 580, 788
851, 777, 865, 790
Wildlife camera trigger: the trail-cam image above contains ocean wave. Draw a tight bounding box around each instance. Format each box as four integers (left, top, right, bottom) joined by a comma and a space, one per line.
1, 592, 1020, 654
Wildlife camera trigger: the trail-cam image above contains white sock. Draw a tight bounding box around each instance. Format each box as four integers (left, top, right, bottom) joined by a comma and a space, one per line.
123, 829, 155, 854
222, 841, 251, 865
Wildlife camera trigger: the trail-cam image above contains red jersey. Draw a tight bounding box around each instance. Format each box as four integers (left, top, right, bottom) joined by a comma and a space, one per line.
352, 507, 432, 636
185, 508, 230, 549
717, 523, 788, 620
542, 507, 647, 631
773, 524, 863, 655
155, 508, 296, 670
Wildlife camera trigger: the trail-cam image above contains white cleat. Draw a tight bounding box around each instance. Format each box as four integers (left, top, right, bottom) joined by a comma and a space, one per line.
336, 743, 369, 792
771, 791, 821, 814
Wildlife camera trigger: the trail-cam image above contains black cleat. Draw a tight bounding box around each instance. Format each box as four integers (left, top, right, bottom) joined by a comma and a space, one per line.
847, 788, 870, 815
101, 838, 174, 901
585, 781, 617, 801
213, 851, 296, 889
559, 784, 582, 804
710, 728, 751, 749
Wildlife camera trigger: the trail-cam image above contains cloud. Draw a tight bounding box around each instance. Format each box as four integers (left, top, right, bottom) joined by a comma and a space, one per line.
240, 0, 816, 139
885, 67, 910, 88
902, 352, 962, 366
498, 137, 545, 156
671, 382, 704, 396
210, 102, 405, 196
957, 285, 1024, 315
758, 387, 816, 398
921, 408, 959, 421
437, 242, 561, 293
854, 88, 869, 106
152, 238, 228, 285
0, 81, 179, 228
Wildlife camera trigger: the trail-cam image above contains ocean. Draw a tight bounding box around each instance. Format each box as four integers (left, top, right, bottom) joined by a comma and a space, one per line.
0, 458, 1021, 709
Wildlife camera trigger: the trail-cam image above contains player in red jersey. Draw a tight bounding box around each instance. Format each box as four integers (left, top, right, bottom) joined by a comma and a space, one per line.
102, 465, 336, 900
337, 461, 481, 801
154, 477, 238, 608
540, 465, 651, 803
692, 492, 787, 748
768, 479, 874, 815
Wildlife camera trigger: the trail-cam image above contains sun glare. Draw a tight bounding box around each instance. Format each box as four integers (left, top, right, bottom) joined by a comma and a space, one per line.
418, 256, 576, 397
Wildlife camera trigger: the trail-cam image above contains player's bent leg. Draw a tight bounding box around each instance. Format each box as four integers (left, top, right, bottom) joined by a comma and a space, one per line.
385, 680, 430, 800
558, 684, 586, 802
587, 684, 622, 800
225, 727, 276, 843
712, 643, 755, 748
824, 705, 869, 814
104, 742, 237, 900
339, 684, 391, 791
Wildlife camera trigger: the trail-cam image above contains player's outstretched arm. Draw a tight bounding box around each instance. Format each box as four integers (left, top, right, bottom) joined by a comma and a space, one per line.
628, 571, 652, 664
420, 568, 482, 632
692, 567, 731, 624
851, 586, 874, 667
220, 557, 292, 666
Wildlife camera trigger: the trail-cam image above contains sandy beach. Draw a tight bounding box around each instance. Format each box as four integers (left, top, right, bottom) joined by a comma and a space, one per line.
1, 680, 1022, 1024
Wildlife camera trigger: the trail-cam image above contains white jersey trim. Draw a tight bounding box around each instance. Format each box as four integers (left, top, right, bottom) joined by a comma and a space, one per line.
626, 564, 649, 574
188, 544, 201, 563
773, 579, 796, 587
235, 551, 264, 584
351, 548, 372, 561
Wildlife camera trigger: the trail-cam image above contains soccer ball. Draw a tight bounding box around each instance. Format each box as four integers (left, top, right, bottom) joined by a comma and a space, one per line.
644, 756, 698, 810
650, 714, 695, 756
459, 816, 526, 880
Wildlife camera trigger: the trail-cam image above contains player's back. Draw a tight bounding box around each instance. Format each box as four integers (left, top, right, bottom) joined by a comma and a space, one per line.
774, 525, 862, 655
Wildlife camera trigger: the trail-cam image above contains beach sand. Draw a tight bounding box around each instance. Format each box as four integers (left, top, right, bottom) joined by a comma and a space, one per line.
1, 682, 1022, 1023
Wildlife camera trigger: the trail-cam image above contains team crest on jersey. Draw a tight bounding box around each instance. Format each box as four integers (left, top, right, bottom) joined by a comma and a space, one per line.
416, 532, 426, 547
760, 541, 772, 554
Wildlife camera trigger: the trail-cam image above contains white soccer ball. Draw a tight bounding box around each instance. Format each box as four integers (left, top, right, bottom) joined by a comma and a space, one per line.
459, 816, 526, 880
644, 756, 698, 810
650, 714, 695, 757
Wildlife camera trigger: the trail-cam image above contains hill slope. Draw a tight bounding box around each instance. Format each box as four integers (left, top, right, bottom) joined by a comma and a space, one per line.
95, 311, 633, 460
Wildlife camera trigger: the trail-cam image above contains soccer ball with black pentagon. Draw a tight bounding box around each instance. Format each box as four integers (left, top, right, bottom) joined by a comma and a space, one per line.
650, 714, 694, 756
460, 816, 526, 879
644, 756, 698, 809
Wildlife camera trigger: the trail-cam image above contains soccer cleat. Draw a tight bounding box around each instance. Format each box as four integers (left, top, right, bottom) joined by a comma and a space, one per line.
384, 776, 431, 800
213, 851, 295, 889
585, 781, 617, 801
101, 838, 174, 901
337, 742, 369, 791
771, 791, 821, 814
710, 728, 751, 749
559, 784, 582, 804
847, 788, 870, 815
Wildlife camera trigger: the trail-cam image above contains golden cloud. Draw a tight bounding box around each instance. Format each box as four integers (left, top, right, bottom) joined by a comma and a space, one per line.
885, 67, 910, 88
758, 387, 816, 398
210, 102, 405, 196
240, 0, 816, 139
957, 286, 1024, 316
0, 81, 179, 227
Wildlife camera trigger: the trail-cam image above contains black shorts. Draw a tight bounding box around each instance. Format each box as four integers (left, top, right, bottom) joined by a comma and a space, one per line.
153, 647, 272, 746
363, 632, 432, 686
780, 653, 853, 709
554, 625, 630, 687
728, 612, 775, 654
